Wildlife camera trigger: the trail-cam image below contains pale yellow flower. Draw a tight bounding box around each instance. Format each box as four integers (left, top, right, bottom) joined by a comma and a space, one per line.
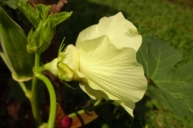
44, 12, 147, 116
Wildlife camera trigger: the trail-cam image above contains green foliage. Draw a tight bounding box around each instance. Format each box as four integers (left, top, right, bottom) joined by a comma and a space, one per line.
0, 0, 27, 9
12, 0, 72, 29
138, 37, 182, 79
12, 0, 72, 53
26, 9, 72, 53
145, 86, 193, 128
137, 36, 193, 118
12, 0, 41, 28
35, 4, 51, 20
49, 12, 73, 27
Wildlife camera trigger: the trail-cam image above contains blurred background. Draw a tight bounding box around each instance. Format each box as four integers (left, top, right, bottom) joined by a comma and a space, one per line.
0, 0, 193, 127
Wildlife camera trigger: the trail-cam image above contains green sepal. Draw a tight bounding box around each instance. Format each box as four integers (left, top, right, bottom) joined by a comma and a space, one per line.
0, 7, 34, 82
26, 29, 37, 53
35, 4, 51, 20
48, 11, 73, 27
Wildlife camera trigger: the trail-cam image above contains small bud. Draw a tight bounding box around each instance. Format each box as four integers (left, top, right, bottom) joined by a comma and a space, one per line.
27, 20, 55, 54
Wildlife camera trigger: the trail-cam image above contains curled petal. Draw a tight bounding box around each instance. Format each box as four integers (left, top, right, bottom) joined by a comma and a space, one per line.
76, 12, 142, 51
76, 35, 147, 116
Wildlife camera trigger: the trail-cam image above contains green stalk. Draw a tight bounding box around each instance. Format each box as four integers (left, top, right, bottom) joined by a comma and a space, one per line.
31, 53, 42, 127
35, 73, 56, 128
34, 53, 56, 128
18, 82, 31, 99
68, 100, 113, 118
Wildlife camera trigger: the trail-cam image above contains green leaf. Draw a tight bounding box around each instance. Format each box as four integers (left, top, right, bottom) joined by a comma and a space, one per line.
136, 37, 150, 77
137, 37, 182, 79
3, 0, 17, 9
146, 86, 193, 128
156, 61, 193, 118
48, 11, 73, 27
36, 4, 51, 20
12, 0, 72, 29
137, 36, 193, 118
12, 0, 40, 28
149, 38, 182, 80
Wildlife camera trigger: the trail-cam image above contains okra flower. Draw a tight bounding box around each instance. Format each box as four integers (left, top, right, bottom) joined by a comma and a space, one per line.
44, 12, 147, 116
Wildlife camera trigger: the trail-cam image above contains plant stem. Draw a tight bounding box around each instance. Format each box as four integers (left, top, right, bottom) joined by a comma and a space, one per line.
35, 73, 56, 128
34, 53, 41, 68
18, 82, 31, 99
68, 100, 113, 118
31, 75, 41, 127
31, 53, 42, 127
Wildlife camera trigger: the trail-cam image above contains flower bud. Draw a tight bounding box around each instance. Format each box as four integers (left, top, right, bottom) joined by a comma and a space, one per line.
27, 20, 55, 54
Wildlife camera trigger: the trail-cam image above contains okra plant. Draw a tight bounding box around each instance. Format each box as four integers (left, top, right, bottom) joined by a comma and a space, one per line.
0, 0, 193, 128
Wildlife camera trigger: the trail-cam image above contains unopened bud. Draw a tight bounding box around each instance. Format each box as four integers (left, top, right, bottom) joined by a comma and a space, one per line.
27, 20, 55, 54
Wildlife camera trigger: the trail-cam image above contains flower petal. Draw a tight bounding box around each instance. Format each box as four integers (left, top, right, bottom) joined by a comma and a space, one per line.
76, 24, 99, 43
76, 35, 147, 115
76, 12, 142, 51
118, 101, 134, 116
98, 12, 142, 51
